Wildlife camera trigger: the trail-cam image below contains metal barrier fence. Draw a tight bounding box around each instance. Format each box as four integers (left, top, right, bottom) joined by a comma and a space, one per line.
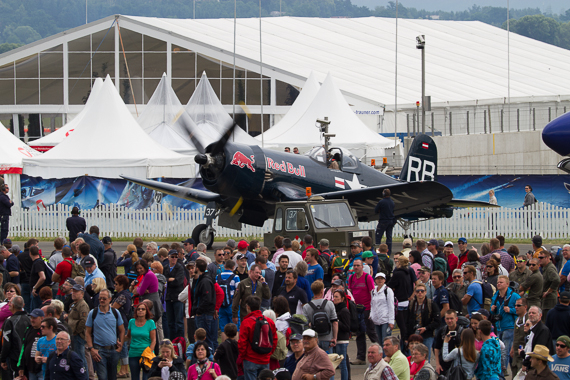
7, 202, 569, 240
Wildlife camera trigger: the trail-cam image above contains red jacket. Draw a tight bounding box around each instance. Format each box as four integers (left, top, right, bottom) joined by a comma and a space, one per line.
214, 283, 224, 311
238, 310, 278, 365
446, 253, 459, 283
458, 250, 469, 269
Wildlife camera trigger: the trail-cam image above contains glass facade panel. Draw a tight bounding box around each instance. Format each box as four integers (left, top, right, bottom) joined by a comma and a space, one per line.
143, 78, 161, 103
221, 79, 234, 104
69, 79, 94, 105
144, 53, 167, 78
68, 35, 91, 52
40, 79, 63, 104
209, 79, 221, 99
41, 114, 64, 134
144, 35, 166, 52
119, 53, 142, 78
0, 62, 14, 79
68, 53, 91, 78
15, 54, 39, 78
197, 54, 220, 79
172, 52, 195, 78
119, 29, 142, 51
40, 53, 63, 78
120, 78, 142, 104
46, 45, 63, 52
246, 79, 270, 105
92, 53, 115, 78
235, 78, 245, 104
247, 114, 270, 136
276, 80, 299, 106
221, 62, 245, 78
172, 78, 195, 104
16, 79, 39, 104
92, 28, 115, 52
0, 80, 14, 104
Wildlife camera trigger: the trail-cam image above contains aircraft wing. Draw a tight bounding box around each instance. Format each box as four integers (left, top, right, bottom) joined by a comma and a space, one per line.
317, 181, 454, 218
446, 199, 500, 208
120, 176, 221, 205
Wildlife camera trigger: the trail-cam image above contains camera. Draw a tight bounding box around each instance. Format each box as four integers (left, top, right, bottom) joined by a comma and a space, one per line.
490, 314, 502, 324
448, 331, 457, 337
414, 324, 421, 335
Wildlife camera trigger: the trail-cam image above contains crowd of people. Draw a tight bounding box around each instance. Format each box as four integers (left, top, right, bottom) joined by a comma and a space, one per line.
1, 214, 570, 380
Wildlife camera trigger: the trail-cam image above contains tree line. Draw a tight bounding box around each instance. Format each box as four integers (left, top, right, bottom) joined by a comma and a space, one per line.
0, 0, 569, 53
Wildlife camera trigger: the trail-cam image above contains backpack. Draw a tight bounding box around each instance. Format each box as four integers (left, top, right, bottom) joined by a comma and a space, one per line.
378, 256, 393, 282
434, 257, 448, 279
216, 274, 234, 308
448, 291, 464, 315
317, 252, 331, 276
384, 287, 399, 317
309, 300, 331, 335
70, 259, 85, 278
472, 280, 495, 310
447, 350, 469, 380
172, 337, 186, 360
41, 258, 56, 287
91, 307, 122, 339
332, 256, 350, 274
287, 314, 308, 336
347, 299, 359, 333
456, 316, 470, 328
421, 252, 434, 271
249, 315, 274, 355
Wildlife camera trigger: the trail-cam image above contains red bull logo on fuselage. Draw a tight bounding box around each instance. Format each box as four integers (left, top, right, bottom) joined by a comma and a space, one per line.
230, 151, 256, 172
266, 157, 306, 178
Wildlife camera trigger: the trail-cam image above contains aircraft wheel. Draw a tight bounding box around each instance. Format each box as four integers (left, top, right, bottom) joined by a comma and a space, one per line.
192, 224, 214, 249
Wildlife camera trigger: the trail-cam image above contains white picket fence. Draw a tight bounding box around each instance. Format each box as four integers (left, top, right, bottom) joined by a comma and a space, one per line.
6, 202, 570, 240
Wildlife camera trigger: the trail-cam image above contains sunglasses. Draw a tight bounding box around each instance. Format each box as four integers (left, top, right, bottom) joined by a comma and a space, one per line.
517, 260, 526, 263
529, 264, 537, 267
463, 272, 469, 275
486, 265, 493, 268
453, 276, 462, 279
40, 325, 48, 329
416, 289, 426, 293
514, 304, 524, 307
538, 256, 546, 260
217, 254, 224, 257
557, 344, 568, 348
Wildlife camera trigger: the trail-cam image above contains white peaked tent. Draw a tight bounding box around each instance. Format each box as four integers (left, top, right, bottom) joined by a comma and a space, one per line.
22, 76, 195, 179
137, 73, 198, 155
259, 73, 397, 159
29, 78, 104, 151
257, 72, 320, 143
186, 72, 261, 146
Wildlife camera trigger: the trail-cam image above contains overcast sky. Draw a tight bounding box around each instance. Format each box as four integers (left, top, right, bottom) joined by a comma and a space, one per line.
352, 0, 568, 13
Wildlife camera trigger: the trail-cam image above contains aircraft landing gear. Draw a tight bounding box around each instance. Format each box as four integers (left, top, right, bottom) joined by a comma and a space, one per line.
192, 201, 217, 249
397, 218, 415, 239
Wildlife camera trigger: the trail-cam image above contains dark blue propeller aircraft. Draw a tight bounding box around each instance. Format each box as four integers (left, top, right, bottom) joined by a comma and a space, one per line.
542, 111, 570, 173
123, 115, 492, 247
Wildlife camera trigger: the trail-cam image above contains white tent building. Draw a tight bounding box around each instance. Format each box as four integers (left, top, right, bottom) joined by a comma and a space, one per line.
259, 73, 399, 160
22, 77, 195, 179
137, 73, 199, 155
29, 78, 104, 151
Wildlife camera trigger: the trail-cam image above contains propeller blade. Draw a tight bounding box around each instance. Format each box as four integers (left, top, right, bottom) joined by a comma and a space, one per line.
172, 108, 207, 154
209, 104, 250, 156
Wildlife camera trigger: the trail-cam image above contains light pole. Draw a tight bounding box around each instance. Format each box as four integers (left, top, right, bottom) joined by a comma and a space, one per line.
416, 35, 425, 134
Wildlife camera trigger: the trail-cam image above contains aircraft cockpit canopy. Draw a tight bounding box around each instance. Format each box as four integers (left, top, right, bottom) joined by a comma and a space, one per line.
305, 146, 327, 163
305, 146, 360, 172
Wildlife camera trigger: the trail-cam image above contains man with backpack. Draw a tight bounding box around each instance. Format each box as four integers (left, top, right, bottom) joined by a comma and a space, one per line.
417, 239, 434, 272
30, 245, 50, 310
433, 309, 464, 376
84, 289, 125, 380
462, 265, 485, 315
238, 295, 278, 380
362, 236, 379, 277
376, 244, 393, 280
0, 296, 30, 378
302, 281, 338, 354
348, 259, 379, 365
217, 260, 241, 341
193, 259, 218, 351
318, 239, 334, 286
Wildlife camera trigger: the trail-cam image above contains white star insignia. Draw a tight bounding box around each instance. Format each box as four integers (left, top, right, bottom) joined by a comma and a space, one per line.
344, 174, 367, 189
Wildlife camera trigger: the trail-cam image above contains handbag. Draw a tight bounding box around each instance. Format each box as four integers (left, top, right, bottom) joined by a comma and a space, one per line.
139, 346, 156, 372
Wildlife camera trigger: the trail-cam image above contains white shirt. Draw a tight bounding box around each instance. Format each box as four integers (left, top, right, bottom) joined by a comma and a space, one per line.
283, 251, 303, 269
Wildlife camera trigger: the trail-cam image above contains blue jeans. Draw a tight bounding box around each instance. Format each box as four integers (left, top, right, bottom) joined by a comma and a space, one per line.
375, 222, 394, 255
334, 343, 349, 380
219, 306, 233, 333
375, 324, 391, 355
21, 283, 31, 313
423, 336, 434, 362
499, 329, 514, 371
30, 294, 42, 311
243, 360, 268, 380
93, 347, 120, 380
72, 335, 87, 371
29, 372, 44, 380
196, 314, 219, 351
319, 340, 331, 354
129, 356, 150, 380
165, 300, 184, 339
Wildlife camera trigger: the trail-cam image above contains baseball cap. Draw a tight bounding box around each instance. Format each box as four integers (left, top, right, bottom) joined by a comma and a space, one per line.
458, 237, 467, 243
72, 284, 84, 292
2, 238, 11, 245
350, 240, 361, 247
419, 266, 431, 273
332, 279, 343, 286
102, 236, 112, 245
473, 308, 490, 318
237, 240, 249, 250
168, 249, 179, 257
181, 238, 195, 245
402, 238, 412, 248
30, 309, 45, 318
437, 239, 444, 249
428, 239, 439, 247
289, 333, 303, 341
83, 257, 95, 267
557, 336, 570, 348
65, 278, 77, 286
560, 292, 570, 302
362, 251, 374, 259
302, 329, 317, 337
274, 369, 291, 380
375, 272, 386, 279
318, 238, 329, 246
185, 261, 196, 268
444, 241, 454, 247
9, 245, 20, 254
226, 239, 236, 248
236, 253, 247, 261
532, 235, 543, 246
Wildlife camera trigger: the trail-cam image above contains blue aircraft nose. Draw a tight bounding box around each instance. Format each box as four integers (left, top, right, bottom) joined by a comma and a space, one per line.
542, 111, 570, 157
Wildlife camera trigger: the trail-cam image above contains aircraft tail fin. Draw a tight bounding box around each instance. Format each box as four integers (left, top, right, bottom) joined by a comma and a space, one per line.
400, 134, 438, 183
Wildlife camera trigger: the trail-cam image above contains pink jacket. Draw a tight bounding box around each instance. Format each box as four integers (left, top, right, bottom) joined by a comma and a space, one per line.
0, 303, 13, 329
187, 362, 221, 380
